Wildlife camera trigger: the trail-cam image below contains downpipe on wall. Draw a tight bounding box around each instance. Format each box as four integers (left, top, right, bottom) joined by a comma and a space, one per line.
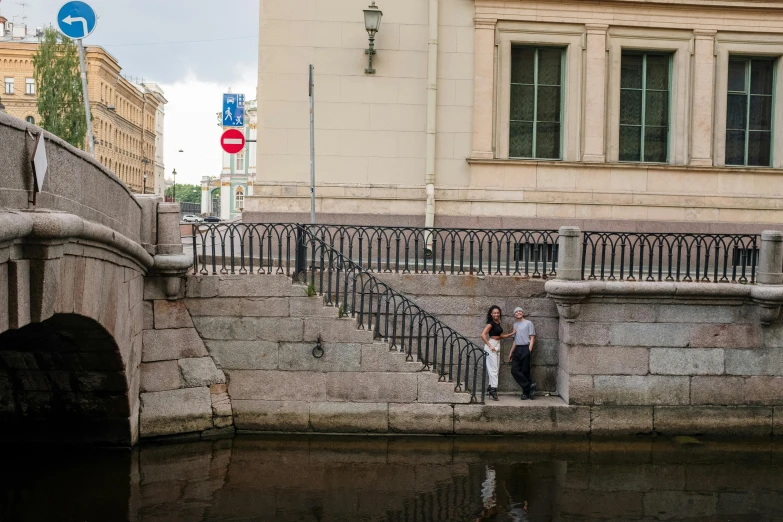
424, 0, 439, 253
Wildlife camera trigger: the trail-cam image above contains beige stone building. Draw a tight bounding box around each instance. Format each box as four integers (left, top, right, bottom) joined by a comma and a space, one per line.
252, 0, 783, 229
0, 20, 165, 194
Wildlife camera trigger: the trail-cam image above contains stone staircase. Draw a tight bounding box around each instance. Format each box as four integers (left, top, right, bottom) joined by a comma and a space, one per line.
140, 273, 591, 440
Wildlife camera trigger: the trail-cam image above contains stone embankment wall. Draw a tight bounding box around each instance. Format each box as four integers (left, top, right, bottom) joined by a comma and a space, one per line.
552, 283, 783, 436
140, 274, 474, 438
374, 273, 559, 392
548, 227, 783, 436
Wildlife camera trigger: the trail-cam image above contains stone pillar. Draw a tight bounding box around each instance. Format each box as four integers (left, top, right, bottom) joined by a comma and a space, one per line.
557, 226, 582, 281
151, 203, 192, 298
471, 18, 496, 160
757, 231, 783, 285
135, 195, 161, 256
690, 30, 717, 167
582, 25, 608, 163
157, 203, 183, 256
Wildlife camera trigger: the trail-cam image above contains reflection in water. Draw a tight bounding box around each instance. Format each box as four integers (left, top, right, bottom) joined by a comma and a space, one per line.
1, 436, 783, 521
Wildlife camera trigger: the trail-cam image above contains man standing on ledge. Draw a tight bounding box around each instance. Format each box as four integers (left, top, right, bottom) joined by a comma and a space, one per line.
508, 307, 536, 400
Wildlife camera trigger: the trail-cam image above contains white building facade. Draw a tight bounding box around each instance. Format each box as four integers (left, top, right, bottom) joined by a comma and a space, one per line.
202, 98, 257, 220
250, 0, 783, 231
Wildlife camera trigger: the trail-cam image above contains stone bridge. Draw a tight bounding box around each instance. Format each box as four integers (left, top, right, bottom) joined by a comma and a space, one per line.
4, 113, 783, 446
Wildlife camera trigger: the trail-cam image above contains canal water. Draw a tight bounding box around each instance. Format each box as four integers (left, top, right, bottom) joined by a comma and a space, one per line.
1, 435, 782, 521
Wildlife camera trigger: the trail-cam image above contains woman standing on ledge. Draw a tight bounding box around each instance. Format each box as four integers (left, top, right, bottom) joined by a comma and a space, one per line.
481, 305, 514, 401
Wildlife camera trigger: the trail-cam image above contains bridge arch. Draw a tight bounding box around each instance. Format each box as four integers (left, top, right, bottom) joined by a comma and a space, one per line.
0, 314, 132, 445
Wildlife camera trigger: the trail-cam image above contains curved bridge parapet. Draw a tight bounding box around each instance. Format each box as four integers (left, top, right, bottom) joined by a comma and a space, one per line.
0, 112, 143, 242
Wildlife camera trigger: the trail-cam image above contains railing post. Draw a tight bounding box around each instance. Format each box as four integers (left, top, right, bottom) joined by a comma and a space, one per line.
557, 226, 582, 281
295, 225, 306, 280
757, 230, 783, 285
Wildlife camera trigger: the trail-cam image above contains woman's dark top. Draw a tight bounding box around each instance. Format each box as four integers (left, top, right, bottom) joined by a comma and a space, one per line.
487, 321, 503, 337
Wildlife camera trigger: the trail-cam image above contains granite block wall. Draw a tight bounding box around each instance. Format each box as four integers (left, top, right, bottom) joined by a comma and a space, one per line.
553, 285, 783, 436
374, 273, 560, 392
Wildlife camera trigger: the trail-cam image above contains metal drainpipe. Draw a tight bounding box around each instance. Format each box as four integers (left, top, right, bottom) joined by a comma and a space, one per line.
424, 0, 439, 249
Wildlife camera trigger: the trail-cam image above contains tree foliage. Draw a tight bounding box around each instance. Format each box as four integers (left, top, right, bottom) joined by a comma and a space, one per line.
32, 27, 86, 148
165, 184, 202, 204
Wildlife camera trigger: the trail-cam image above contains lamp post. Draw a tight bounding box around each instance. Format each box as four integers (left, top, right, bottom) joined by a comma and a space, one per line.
363, 2, 383, 74
172, 168, 177, 202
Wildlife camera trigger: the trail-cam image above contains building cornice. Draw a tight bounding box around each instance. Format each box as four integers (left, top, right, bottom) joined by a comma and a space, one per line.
477, 0, 783, 8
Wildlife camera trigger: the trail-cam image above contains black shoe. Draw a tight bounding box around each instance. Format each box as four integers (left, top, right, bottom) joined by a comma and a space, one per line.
530, 383, 537, 400
521, 394, 530, 400
489, 387, 499, 401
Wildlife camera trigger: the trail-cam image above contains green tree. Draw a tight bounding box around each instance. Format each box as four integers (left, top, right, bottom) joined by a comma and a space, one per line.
165, 184, 201, 204
32, 27, 86, 148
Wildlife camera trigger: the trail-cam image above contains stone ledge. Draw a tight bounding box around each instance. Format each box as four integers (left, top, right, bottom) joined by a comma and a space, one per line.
139, 387, 214, 438
653, 406, 773, 436
309, 402, 389, 433
389, 403, 454, 434
0, 210, 152, 270
454, 397, 590, 435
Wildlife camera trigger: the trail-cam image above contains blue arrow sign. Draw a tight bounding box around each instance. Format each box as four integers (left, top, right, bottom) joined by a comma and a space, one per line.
57, 1, 97, 40
222, 93, 245, 128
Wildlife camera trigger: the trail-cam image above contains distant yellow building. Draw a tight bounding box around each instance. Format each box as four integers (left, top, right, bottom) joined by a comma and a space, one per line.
0, 19, 166, 194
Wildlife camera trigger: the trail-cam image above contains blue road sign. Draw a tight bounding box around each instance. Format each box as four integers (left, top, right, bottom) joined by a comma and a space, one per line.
57, 1, 97, 40
57, 2, 97, 40
222, 93, 245, 128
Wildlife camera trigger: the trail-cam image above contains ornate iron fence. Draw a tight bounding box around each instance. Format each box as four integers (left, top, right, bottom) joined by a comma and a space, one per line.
299, 226, 487, 403
191, 223, 559, 277
581, 232, 759, 283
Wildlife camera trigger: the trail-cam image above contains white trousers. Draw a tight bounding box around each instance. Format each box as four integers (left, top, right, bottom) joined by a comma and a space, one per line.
484, 338, 500, 388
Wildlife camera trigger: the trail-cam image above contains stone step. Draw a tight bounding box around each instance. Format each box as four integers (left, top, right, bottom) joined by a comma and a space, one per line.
286, 278, 482, 403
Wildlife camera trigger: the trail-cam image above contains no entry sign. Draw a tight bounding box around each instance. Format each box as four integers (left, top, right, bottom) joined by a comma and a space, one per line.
221, 128, 245, 154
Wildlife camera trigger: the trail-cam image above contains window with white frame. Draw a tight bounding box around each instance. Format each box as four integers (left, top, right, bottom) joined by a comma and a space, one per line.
725, 57, 774, 167
236, 152, 245, 171
25, 77, 35, 95
509, 46, 564, 159
235, 186, 244, 210
4, 77, 13, 94
25, 116, 34, 125
619, 53, 671, 163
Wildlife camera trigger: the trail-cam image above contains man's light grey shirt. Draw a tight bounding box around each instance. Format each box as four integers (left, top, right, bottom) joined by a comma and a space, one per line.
513, 319, 535, 345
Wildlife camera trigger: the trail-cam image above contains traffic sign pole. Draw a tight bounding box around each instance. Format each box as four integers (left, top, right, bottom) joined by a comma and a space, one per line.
77, 39, 94, 157
309, 64, 315, 225
58, 2, 98, 158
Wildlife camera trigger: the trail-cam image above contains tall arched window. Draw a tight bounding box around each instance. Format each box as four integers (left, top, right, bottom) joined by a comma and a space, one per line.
235, 186, 245, 211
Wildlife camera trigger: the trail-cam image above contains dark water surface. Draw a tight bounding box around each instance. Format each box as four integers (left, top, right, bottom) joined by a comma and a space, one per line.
2, 435, 783, 521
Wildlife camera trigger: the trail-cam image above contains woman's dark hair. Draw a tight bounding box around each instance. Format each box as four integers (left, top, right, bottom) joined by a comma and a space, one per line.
486, 305, 502, 324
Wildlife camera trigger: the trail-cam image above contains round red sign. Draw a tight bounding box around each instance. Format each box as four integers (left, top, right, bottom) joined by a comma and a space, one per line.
220, 128, 245, 154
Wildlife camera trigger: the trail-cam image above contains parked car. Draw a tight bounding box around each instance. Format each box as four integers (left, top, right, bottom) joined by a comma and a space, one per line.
203, 216, 221, 223
182, 215, 202, 223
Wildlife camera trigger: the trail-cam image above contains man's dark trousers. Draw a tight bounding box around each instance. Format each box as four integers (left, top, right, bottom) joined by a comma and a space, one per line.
511, 344, 532, 395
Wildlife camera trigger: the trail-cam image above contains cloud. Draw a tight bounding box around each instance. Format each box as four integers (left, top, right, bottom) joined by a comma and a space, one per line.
159, 69, 257, 186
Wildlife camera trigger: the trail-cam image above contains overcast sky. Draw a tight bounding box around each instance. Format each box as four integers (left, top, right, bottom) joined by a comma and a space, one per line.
1, 0, 259, 185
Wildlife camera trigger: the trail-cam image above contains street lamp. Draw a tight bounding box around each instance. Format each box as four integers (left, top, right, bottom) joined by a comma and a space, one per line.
363, 1, 383, 74
172, 168, 177, 202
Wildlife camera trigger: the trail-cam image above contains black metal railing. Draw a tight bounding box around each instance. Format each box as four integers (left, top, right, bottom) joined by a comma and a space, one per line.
191, 223, 559, 277
192, 223, 302, 276
299, 226, 487, 403
581, 232, 759, 283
